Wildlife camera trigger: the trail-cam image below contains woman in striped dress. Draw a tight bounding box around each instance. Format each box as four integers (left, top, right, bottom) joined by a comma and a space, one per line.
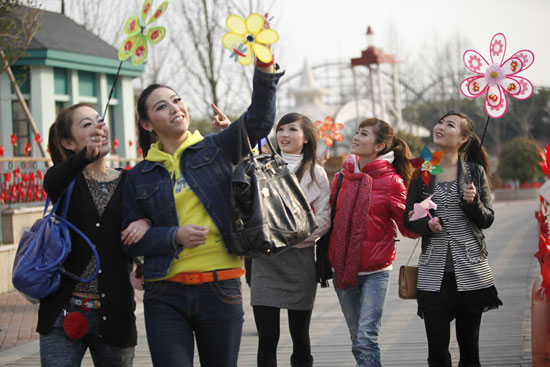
404, 112, 502, 367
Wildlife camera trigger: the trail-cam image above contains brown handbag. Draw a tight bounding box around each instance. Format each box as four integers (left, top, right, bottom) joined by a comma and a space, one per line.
398, 238, 421, 299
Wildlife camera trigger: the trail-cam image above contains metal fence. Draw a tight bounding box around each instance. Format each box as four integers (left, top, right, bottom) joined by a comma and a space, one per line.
0, 156, 141, 208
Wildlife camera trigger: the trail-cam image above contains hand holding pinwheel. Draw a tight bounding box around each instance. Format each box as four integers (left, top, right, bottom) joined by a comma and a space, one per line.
410, 195, 437, 222
222, 13, 279, 66
409, 195, 442, 232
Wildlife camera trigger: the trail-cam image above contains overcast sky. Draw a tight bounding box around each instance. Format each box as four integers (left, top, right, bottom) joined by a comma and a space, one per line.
40, 0, 549, 88
271, 0, 549, 87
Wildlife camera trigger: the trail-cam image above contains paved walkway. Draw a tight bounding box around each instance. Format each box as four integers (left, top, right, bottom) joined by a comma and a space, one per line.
0, 199, 540, 366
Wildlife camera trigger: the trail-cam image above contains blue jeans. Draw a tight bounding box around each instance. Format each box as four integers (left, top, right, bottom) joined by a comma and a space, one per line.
334, 271, 391, 367
143, 278, 244, 367
39, 305, 134, 367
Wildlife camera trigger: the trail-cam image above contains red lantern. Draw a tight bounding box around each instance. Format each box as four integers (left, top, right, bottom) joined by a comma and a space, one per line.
128, 140, 133, 147
34, 133, 42, 145
113, 138, 119, 152
0, 145, 4, 157
25, 142, 31, 157
10, 134, 17, 146
13, 167, 20, 179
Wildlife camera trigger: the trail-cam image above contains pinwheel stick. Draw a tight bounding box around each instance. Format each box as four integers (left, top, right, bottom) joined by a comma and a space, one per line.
480, 115, 491, 147
102, 61, 123, 121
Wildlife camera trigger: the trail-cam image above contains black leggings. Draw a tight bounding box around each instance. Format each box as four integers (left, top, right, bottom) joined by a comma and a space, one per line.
422, 273, 482, 365
424, 308, 482, 364
253, 305, 312, 367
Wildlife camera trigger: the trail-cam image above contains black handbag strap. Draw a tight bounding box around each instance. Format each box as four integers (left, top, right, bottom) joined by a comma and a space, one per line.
329, 172, 344, 225
237, 118, 279, 160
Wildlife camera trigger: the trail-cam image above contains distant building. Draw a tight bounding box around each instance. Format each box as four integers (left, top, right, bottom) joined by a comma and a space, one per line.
0, 7, 143, 158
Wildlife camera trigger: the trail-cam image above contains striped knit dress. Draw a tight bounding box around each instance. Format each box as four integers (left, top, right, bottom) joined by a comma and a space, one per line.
416, 179, 502, 317
417, 180, 494, 292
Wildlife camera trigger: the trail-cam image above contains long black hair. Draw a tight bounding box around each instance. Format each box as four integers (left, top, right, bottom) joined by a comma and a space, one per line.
136, 83, 177, 156
275, 113, 319, 184
440, 111, 491, 175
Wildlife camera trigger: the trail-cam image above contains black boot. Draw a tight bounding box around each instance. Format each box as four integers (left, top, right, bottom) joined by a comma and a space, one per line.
428, 357, 452, 367
290, 354, 313, 367
458, 362, 481, 367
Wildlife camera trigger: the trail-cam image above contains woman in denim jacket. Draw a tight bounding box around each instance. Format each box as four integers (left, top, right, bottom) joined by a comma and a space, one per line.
121, 53, 282, 365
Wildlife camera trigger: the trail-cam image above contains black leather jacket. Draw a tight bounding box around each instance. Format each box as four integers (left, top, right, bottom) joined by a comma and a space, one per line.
403, 155, 494, 255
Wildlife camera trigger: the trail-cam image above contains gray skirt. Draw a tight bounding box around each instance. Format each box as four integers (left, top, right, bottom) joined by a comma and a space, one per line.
250, 246, 317, 310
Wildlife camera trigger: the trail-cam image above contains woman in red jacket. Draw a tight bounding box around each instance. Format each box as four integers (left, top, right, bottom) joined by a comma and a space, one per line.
329, 118, 418, 367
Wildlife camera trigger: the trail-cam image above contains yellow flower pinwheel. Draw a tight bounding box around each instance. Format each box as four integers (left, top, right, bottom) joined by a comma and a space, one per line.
222, 13, 279, 66
118, 0, 168, 65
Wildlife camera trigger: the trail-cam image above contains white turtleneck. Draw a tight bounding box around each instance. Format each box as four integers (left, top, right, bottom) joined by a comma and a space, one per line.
281, 151, 303, 173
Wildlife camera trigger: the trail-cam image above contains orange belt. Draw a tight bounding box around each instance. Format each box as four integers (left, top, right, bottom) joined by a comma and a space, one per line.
166, 268, 245, 285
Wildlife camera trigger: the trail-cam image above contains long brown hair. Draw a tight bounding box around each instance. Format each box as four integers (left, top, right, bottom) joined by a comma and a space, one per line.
439, 111, 491, 175
48, 103, 96, 165
359, 118, 412, 188
275, 113, 319, 183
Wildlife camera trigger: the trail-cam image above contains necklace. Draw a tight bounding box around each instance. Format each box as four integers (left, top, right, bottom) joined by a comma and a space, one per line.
84, 168, 110, 197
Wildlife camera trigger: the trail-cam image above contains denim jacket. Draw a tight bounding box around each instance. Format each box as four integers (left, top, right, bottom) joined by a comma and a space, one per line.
122, 68, 284, 279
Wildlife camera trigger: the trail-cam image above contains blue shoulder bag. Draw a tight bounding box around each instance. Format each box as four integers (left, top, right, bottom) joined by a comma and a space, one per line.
12, 180, 101, 303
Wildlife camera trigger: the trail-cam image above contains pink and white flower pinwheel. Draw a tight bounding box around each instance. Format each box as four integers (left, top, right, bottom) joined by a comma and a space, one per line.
410, 195, 437, 222
460, 33, 534, 119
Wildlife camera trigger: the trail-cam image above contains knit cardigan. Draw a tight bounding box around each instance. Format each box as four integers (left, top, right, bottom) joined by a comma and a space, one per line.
38, 149, 137, 348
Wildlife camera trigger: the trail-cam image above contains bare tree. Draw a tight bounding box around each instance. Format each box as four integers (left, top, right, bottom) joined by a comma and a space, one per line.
0, 1, 47, 156
0, 0, 41, 73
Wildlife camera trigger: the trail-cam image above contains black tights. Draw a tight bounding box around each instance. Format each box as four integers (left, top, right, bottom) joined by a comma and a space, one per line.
424, 309, 482, 366
253, 305, 313, 367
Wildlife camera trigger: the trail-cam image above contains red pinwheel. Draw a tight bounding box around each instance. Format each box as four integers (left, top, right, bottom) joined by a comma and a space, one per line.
410, 146, 444, 186
315, 116, 344, 147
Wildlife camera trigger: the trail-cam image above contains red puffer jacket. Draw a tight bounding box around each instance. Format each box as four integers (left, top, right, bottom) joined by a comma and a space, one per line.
329, 156, 419, 272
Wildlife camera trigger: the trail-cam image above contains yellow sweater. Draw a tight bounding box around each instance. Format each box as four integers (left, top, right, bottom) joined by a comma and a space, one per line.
145, 131, 241, 279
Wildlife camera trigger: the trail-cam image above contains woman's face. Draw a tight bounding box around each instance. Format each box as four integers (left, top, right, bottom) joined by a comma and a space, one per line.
276, 120, 308, 155
433, 114, 468, 149
142, 87, 189, 140
351, 125, 383, 161
65, 106, 110, 156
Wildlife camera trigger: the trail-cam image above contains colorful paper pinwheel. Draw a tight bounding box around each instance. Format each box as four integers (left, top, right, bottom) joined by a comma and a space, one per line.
118, 0, 168, 65
410, 146, 444, 186
410, 195, 437, 222
222, 14, 278, 65
315, 116, 344, 147
460, 33, 534, 119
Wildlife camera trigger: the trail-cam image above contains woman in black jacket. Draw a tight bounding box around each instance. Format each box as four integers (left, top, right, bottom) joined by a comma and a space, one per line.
403, 111, 502, 367
39, 103, 149, 367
